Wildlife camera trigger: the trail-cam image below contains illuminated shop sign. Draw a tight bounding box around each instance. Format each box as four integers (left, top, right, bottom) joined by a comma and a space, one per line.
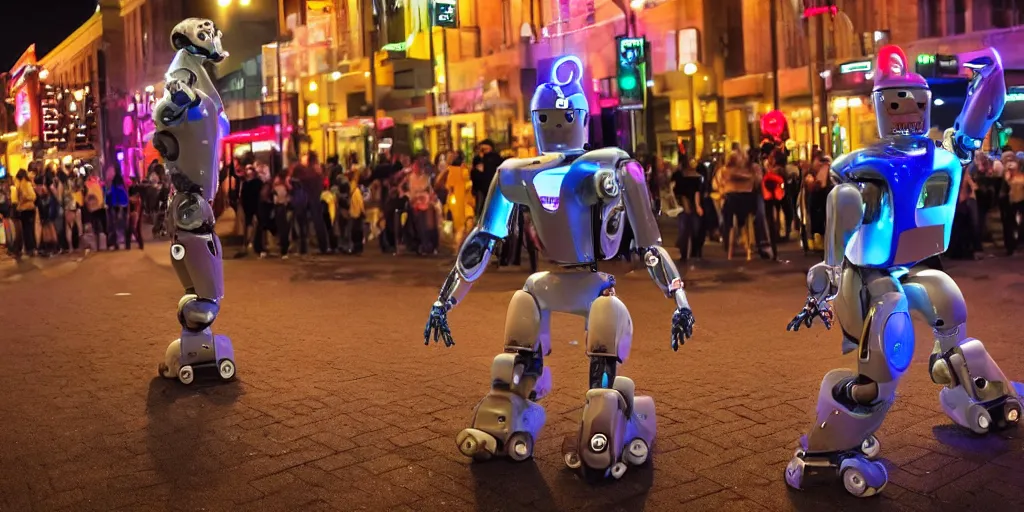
15, 89, 30, 127
839, 60, 872, 74
1008, 86, 1024, 103
433, 0, 458, 29
915, 54, 959, 77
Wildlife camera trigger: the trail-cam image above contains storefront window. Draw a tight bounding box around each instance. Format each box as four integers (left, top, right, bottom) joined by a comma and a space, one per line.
459, 124, 476, 158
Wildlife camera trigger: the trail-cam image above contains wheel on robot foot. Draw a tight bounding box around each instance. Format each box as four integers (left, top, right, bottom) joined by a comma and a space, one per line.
839, 456, 887, 498
217, 359, 236, 381
859, 436, 881, 460
455, 428, 497, 462
506, 432, 534, 462
1004, 399, 1021, 427
966, 403, 994, 435
623, 438, 650, 466
177, 365, 195, 385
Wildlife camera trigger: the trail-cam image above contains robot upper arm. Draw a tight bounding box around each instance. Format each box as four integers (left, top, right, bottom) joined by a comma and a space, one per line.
616, 160, 661, 247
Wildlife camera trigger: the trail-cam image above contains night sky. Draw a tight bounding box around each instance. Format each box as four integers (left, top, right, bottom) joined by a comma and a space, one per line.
2, 1, 98, 71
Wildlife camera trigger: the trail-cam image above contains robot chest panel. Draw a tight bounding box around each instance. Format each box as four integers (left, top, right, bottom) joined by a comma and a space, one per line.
518, 167, 603, 263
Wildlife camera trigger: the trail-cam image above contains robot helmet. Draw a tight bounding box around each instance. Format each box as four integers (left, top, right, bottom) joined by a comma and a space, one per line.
531, 56, 589, 153
171, 18, 228, 63
872, 45, 931, 137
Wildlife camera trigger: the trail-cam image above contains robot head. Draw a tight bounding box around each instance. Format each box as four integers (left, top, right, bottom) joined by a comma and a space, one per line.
531, 56, 589, 152
872, 45, 931, 137
171, 18, 228, 63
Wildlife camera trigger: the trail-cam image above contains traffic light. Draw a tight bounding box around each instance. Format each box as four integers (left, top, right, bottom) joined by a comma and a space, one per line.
617, 37, 646, 107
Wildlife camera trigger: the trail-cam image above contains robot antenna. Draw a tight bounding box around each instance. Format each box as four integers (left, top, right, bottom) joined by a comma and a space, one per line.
550, 55, 584, 87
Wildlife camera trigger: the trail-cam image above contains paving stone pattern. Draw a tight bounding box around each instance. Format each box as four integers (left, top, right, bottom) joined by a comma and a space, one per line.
0, 251, 1022, 511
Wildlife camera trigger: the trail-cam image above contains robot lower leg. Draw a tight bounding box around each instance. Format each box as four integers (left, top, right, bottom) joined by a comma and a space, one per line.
930, 336, 1023, 433
786, 289, 911, 497
456, 290, 550, 461
903, 268, 1022, 433
565, 295, 656, 481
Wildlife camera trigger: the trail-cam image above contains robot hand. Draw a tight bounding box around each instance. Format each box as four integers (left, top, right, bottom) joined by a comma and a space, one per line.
157, 79, 200, 126
787, 262, 838, 332
787, 296, 834, 332
424, 301, 455, 347
670, 307, 695, 351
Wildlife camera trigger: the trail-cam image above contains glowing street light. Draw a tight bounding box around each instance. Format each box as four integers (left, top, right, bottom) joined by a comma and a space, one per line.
217, 0, 231, 7
306, 102, 320, 117
308, 81, 318, 92
683, 62, 698, 76
239, 0, 251, 5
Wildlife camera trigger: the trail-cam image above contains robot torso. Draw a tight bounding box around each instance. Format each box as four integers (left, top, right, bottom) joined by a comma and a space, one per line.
154, 92, 225, 202
495, 147, 634, 266
834, 135, 961, 269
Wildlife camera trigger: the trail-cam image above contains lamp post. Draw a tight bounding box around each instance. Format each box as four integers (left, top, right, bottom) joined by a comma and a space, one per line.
683, 62, 698, 158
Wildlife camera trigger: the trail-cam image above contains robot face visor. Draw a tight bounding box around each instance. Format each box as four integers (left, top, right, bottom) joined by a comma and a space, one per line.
533, 108, 588, 151
873, 86, 932, 136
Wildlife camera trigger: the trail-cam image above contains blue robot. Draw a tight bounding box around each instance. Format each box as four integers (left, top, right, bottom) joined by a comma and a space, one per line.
784, 45, 1023, 497
423, 55, 695, 481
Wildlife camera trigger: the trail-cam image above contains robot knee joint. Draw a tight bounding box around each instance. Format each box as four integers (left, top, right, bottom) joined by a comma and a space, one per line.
178, 294, 219, 331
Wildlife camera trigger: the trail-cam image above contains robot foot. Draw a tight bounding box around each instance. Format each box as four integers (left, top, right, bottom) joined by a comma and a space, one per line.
939, 384, 1021, 434
457, 386, 546, 462
159, 332, 236, 385
785, 442, 888, 498
564, 377, 656, 482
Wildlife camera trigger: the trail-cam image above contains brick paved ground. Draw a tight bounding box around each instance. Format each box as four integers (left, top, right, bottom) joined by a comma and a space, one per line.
1, 244, 1022, 512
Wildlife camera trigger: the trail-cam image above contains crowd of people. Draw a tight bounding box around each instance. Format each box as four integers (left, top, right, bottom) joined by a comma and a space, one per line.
0, 161, 159, 259
3, 141, 1024, 270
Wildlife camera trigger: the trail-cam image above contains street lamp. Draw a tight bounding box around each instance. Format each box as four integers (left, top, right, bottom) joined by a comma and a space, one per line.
683, 63, 698, 157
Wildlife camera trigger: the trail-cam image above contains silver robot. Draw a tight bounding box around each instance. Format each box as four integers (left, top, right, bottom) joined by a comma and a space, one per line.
784, 45, 1023, 497
423, 56, 695, 481
154, 19, 236, 385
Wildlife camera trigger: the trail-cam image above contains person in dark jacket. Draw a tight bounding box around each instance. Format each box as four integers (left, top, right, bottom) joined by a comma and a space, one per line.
239, 165, 264, 256
471, 139, 502, 217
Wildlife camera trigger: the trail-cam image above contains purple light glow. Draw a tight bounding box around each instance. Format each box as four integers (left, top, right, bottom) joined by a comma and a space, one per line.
625, 160, 645, 182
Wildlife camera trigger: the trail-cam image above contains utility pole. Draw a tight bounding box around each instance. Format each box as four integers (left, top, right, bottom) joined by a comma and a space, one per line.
276, 0, 285, 170
815, 11, 830, 155
364, 0, 379, 160
769, 0, 780, 110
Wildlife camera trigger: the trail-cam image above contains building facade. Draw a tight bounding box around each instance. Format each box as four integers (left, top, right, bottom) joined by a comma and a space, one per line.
28, 1, 127, 176
724, 0, 1024, 158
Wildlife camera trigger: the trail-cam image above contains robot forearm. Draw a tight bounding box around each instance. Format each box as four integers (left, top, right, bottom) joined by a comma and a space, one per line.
436, 228, 500, 310
643, 246, 691, 310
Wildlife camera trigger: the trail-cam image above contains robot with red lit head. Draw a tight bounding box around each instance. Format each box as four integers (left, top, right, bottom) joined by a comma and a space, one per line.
423, 56, 695, 482
784, 45, 1022, 497
152, 19, 236, 385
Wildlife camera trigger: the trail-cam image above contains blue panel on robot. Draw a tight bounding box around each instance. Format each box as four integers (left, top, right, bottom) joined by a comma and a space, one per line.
534, 167, 569, 212
837, 135, 961, 268
883, 312, 914, 373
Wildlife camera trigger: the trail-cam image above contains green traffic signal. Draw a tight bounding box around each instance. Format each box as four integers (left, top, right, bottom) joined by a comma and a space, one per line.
619, 74, 637, 91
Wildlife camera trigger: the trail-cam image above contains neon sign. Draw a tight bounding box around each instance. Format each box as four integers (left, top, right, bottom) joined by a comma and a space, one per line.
802, 5, 837, 18
15, 89, 30, 127
839, 61, 872, 74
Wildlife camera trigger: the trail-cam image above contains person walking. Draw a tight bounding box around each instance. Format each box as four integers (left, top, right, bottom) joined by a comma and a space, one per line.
273, 167, 292, 258
671, 158, 705, 264
14, 169, 37, 258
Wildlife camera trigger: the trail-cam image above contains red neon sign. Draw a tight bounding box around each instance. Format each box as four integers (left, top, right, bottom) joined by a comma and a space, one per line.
802, 6, 837, 18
